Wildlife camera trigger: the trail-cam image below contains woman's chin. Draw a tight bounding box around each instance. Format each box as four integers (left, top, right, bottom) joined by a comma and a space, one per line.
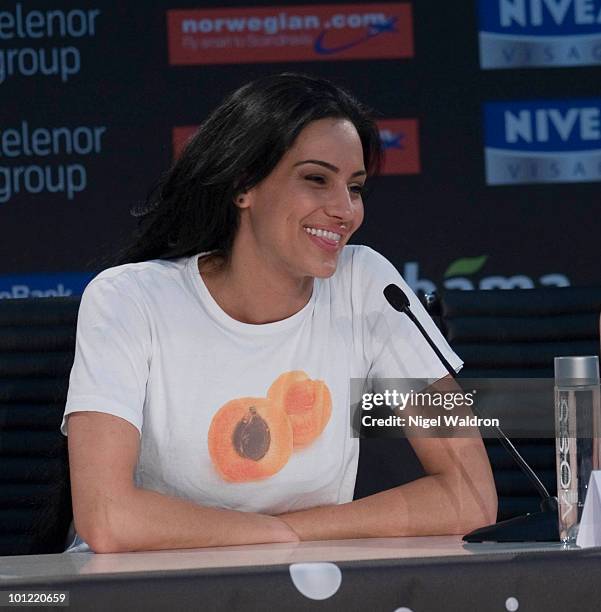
312, 258, 339, 279
295, 250, 341, 279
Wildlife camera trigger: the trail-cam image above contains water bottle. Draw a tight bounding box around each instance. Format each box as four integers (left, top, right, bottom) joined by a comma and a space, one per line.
554, 355, 601, 544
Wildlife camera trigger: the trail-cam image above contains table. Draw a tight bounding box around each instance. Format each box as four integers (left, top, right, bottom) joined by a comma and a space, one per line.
1, 536, 600, 611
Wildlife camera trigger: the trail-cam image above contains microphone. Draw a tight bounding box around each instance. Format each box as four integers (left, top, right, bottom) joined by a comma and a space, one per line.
384, 285, 456, 376
383, 283, 409, 311
383, 283, 559, 542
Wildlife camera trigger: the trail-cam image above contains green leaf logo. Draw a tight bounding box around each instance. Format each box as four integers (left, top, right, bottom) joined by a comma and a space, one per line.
444, 255, 488, 278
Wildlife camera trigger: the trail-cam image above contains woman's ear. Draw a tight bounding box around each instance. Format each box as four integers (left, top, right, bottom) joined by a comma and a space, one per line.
234, 191, 251, 209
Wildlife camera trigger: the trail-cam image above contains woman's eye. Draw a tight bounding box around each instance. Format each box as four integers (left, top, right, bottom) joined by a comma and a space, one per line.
305, 176, 365, 196
349, 184, 365, 196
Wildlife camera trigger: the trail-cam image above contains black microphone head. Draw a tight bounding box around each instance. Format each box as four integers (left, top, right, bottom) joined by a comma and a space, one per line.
383, 284, 410, 312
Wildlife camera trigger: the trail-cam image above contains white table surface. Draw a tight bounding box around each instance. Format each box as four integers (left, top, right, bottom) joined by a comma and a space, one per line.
0, 536, 570, 582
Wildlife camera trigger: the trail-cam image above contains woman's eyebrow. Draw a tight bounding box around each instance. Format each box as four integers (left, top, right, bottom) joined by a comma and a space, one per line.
293, 159, 366, 178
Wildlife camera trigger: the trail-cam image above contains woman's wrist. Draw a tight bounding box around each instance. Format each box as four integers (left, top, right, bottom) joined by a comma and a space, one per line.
257, 513, 300, 543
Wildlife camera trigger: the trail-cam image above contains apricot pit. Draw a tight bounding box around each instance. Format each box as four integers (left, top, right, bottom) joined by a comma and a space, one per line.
208, 397, 293, 482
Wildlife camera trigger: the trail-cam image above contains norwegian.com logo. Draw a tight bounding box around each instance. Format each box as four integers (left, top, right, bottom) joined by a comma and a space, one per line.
478, 0, 601, 69
167, 3, 413, 65
173, 119, 420, 175
484, 99, 601, 185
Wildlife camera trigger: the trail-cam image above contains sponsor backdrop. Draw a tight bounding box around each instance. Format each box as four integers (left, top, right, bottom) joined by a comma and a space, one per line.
2, 0, 600, 299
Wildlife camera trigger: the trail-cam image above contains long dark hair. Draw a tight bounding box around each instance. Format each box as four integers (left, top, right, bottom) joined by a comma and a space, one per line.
114, 73, 382, 265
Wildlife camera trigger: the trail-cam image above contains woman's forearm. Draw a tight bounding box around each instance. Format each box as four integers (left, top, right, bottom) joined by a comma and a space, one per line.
278, 475, 494, 541
278, 442, 498, 541
69, 412, 299, 553
80, 486, 299, 553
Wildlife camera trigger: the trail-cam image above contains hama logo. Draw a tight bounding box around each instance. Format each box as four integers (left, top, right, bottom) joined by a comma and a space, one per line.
173, 120, 420, 176
167, 3, 413, 65
483, 99, 601, 185
404, 257, 570, 293
478, 0, 601, 68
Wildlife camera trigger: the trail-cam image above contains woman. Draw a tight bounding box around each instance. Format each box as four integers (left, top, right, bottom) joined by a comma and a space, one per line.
62, 73, 497, 553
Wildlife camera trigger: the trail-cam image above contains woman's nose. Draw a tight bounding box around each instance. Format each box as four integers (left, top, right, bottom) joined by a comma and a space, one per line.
324, 186, 355, 220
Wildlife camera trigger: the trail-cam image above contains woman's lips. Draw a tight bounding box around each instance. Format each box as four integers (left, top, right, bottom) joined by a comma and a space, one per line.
303, 226, 344, 253
305, 231, 340, 253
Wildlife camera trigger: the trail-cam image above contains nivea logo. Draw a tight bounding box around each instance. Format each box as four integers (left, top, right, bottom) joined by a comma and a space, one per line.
497, 0, 601, 31
479, 0, 601, 68
484, 99, 601, 184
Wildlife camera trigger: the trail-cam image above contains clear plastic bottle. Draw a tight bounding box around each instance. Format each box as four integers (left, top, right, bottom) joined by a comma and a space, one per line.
554, 356, 601, 544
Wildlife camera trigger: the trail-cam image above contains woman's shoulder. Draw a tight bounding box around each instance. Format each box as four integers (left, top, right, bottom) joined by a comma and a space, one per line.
88, 257, 191, 292
80, 256, 195, 316
330, 245, 410, 312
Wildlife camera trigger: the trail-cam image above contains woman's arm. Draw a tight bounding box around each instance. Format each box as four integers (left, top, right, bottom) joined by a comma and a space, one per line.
277, 376, 498, 540
68, 411, 299, 553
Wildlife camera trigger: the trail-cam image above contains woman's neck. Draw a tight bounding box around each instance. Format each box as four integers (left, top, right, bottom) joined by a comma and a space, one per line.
198, 251, 314, 325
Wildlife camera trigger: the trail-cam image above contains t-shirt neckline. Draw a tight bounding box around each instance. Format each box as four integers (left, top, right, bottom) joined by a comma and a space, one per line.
186, 253, 318, 335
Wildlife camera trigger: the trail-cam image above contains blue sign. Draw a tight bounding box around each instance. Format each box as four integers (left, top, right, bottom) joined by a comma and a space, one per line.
478, 0, 601, 68
0, 272, 94, 299
483, 99, 601, 184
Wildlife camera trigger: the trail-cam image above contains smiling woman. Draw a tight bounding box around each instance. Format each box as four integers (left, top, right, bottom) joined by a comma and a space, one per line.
211, 116, 368, 323
61, 73, 497, 553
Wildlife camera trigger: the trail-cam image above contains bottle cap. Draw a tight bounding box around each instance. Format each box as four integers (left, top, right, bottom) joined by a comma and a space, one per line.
554, 355, 600, 387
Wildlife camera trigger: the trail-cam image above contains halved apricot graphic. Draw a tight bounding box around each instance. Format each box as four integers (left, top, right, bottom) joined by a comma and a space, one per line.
268, 371, 332, 449
208, 397, 293, 482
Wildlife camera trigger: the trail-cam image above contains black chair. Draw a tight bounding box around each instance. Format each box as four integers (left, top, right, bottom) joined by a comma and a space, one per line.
0, 297, 79, 556
427, 286, 601, 521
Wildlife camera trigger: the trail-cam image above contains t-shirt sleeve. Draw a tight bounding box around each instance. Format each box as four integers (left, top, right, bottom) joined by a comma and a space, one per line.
356, 246, 462, 381
60, 274, 151, 437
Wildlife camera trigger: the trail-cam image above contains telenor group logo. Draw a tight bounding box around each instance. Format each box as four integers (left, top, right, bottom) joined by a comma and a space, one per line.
484, 99, 601, 185
0, 4, 102, 84
173, 119, 420, 176
167, 3, 413, 65
0, 121, 107, 204
478, 0, 601, 69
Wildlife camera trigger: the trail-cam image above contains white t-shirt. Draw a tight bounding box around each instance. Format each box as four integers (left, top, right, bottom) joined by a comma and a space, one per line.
61, 245, 461, 549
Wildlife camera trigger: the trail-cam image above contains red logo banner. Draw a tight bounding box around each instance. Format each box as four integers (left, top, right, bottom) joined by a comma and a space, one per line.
173, 119, 420, 176
167, 3, 413, 65
172, 126, 197, 159
378, 119, 420, 175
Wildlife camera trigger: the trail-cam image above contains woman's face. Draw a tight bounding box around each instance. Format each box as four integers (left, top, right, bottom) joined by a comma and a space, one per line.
237, 118, 367, 281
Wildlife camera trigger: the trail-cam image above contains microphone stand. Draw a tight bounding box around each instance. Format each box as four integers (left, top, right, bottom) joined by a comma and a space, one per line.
385, 285, 559, 542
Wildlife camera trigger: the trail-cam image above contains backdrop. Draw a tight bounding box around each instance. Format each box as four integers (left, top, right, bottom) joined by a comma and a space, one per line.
2, 0, 600, 299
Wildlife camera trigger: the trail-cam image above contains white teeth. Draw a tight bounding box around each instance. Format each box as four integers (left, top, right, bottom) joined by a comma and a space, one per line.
304, 227, 341, 242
